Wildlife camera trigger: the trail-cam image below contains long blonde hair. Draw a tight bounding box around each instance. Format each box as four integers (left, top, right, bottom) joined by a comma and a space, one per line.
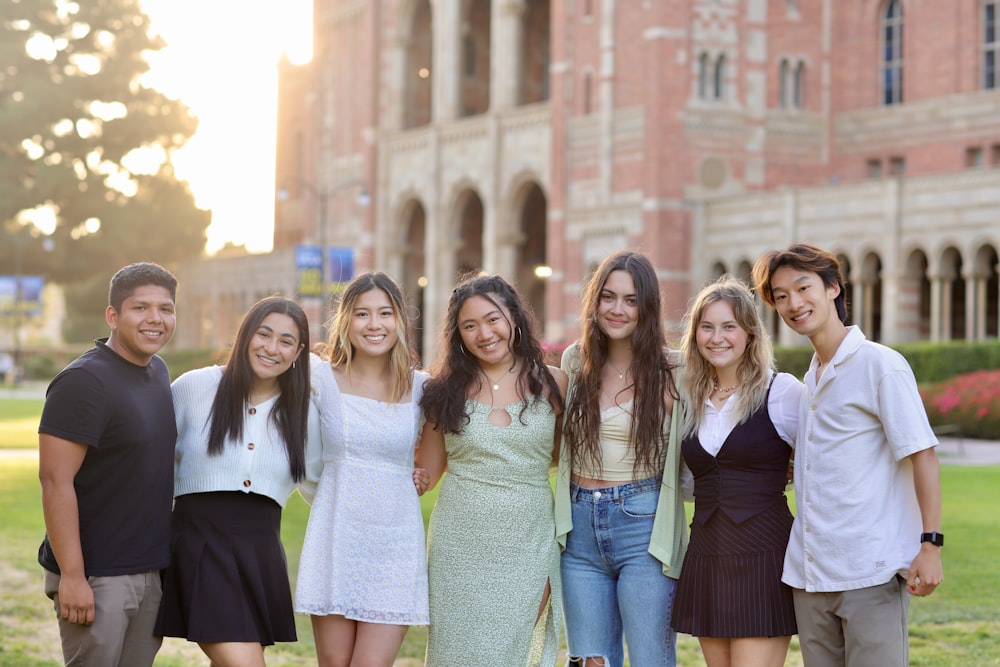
679, 275, 774, 437
315, 272, 415, 402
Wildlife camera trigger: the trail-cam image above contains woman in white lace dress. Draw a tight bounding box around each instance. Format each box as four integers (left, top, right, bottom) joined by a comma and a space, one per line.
295, 272, 429, 667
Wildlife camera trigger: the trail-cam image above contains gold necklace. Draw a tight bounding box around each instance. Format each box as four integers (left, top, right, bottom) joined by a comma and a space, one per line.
608, 361, 629, 380
712, 379, 738, 394
483, 365, 515, 392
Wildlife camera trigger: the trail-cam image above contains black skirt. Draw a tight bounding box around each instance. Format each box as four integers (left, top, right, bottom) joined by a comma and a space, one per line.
671, 504, 797, 638
155, 491, 297, 645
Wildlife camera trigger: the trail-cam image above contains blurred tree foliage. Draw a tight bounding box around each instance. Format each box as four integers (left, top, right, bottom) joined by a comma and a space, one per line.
0, 0, 210, 342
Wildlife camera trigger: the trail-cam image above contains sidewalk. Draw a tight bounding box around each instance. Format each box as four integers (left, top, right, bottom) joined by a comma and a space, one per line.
932, 436, 1000, 465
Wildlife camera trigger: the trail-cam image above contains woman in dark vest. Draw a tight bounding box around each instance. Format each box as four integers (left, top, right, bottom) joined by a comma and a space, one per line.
671, 275, 804, 667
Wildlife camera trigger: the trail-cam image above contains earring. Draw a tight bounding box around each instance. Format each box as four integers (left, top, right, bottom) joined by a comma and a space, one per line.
292, 360, 296, 369
514, 326, 522, 346
460, 344, 469, 357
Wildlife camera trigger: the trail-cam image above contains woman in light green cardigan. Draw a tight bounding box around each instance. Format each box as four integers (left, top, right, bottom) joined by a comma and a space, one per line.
554, 250, 689, 667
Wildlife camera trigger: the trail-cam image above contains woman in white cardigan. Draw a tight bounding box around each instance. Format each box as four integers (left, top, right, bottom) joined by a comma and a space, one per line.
155, 296, 317, 667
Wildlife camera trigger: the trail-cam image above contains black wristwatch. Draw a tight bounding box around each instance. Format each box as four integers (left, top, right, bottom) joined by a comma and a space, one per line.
920, 532, 944, 547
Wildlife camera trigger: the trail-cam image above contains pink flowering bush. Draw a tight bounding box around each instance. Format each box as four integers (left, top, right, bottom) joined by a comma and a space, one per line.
541, 339, 570, 367
919, 369, 1000, 439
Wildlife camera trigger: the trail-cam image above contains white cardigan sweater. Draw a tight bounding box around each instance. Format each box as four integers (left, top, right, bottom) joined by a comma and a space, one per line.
171, 365, 319, 507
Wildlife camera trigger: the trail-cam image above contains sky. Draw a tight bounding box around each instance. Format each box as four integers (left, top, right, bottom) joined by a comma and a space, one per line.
140, 0, 313, 254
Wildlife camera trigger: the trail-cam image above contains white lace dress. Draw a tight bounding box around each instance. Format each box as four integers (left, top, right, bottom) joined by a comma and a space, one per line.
294, 363, 429, 625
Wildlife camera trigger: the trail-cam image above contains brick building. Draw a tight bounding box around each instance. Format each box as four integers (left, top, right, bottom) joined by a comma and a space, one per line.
269, 0, 1000, 359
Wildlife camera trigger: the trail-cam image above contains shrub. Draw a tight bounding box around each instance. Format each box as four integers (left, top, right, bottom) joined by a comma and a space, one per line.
920, 369, 1000, 440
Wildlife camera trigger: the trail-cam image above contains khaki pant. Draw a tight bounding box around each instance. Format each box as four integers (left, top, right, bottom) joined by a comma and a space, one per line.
44, 569, 163, 667
792, 576, 910, 667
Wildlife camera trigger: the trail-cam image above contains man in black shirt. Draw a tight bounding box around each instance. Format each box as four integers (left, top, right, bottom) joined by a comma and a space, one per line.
38, 262, 178, 666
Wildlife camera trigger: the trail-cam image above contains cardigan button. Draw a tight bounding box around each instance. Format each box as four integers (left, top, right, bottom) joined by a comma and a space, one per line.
248, 407, 257, 415
243, 480, 251, 488
248, 443, 255, 450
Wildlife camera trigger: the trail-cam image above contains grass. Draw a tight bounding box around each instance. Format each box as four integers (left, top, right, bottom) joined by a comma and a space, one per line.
0, 398, 42, 449
2, 398, 999, 666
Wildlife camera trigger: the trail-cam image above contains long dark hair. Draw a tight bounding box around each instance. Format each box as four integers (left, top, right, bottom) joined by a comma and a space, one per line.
207, 296, 311, 481
421, 274, 563, 434
563, 251, 678, 478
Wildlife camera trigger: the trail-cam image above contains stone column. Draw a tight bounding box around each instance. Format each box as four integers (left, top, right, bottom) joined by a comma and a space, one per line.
432, 0, 461, 122
492, 0, 526, 110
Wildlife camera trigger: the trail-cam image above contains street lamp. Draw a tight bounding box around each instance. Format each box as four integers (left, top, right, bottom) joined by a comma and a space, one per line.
277, 177, 370, 337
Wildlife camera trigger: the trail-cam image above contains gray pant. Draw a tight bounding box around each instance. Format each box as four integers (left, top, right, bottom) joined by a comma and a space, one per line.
792, 576, 910, 667
44, 569, 163, 667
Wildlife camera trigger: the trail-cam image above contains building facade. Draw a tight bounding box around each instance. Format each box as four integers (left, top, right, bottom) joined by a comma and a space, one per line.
270, 0, 1000, 358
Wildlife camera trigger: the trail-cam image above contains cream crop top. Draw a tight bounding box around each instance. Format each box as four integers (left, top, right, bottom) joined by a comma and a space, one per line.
572, 400, 660, 482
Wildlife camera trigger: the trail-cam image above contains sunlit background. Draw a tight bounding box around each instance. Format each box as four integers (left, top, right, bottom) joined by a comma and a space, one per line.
140, 0, 313, 254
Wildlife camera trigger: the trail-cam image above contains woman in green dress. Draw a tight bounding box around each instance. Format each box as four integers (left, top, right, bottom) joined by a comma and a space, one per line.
417, 274, 567, 666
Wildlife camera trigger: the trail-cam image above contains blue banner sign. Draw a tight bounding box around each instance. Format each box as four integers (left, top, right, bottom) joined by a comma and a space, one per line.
0, 275, 45, 316
295, 246, 354, 297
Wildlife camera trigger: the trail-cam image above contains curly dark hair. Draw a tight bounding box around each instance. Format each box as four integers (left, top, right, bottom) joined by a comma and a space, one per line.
420, 274, 563, 434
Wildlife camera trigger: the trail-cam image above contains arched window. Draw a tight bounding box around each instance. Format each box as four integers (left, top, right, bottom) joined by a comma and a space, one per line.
713, 55, 726, 100
793, 61, 805, 108
779, 58, 790, 107
985, 0, 998, 89
881, 0, 903, 105
698, 52, 710, 99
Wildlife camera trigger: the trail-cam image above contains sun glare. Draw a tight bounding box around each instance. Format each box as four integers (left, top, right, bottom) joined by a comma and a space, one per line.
140, 0, 314, 254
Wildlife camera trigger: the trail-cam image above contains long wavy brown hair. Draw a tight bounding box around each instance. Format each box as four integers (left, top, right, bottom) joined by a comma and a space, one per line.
562, 251, 678, 479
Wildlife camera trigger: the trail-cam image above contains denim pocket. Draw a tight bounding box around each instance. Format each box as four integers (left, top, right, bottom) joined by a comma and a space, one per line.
619, 488, 658, 518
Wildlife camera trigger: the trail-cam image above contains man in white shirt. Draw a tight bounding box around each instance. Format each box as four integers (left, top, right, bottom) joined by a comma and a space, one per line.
751, 243, 943, 667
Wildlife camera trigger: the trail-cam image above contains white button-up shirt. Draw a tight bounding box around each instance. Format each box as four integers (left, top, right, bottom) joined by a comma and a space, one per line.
782, 326, 938, 592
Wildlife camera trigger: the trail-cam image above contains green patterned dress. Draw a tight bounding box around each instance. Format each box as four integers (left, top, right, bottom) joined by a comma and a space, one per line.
425, 398, 563, 667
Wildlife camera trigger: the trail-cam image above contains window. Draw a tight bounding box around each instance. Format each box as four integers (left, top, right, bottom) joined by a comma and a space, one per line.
986, 1, 998, 89
463, 35, 477, 78
867, 158, 883, 179
889, 156, 906, 176
882, 0, 904, 105
992, 143, 1000, 166
713, 55, 726, 100
794, 62, 805, 108
966, 146, 985, 168
583, 71, 593, 115
779, 59, 789, 107
698, 52, 710, 99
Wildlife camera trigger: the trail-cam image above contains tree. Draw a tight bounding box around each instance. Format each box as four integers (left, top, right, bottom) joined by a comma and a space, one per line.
0, 0, 210, 341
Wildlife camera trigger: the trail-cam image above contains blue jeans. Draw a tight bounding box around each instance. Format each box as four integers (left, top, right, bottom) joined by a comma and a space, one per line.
562, 479, 677, 667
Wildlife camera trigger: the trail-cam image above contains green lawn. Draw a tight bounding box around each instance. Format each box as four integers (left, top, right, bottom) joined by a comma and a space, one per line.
2, 397, 999, 666
0, 398, 42, 449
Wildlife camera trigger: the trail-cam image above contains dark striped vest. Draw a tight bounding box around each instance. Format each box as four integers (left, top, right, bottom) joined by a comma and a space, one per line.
683, 378, 791, 525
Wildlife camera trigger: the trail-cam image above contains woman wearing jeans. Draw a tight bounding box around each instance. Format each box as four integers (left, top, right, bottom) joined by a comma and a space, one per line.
555, 251, 688, 667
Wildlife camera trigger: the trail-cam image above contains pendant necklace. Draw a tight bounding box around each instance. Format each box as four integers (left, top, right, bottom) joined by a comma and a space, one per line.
483, 365, 515, 392
608, 361, 629, 380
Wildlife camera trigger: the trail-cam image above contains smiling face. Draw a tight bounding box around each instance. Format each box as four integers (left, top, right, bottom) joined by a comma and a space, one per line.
596, 269, 639, 343
769, 265, 841, 340
105, 284, 176, 366
347, 288, 400, 359
247, 312, 303, 383
457, 294, 514, 368
696, 299, 749, 376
